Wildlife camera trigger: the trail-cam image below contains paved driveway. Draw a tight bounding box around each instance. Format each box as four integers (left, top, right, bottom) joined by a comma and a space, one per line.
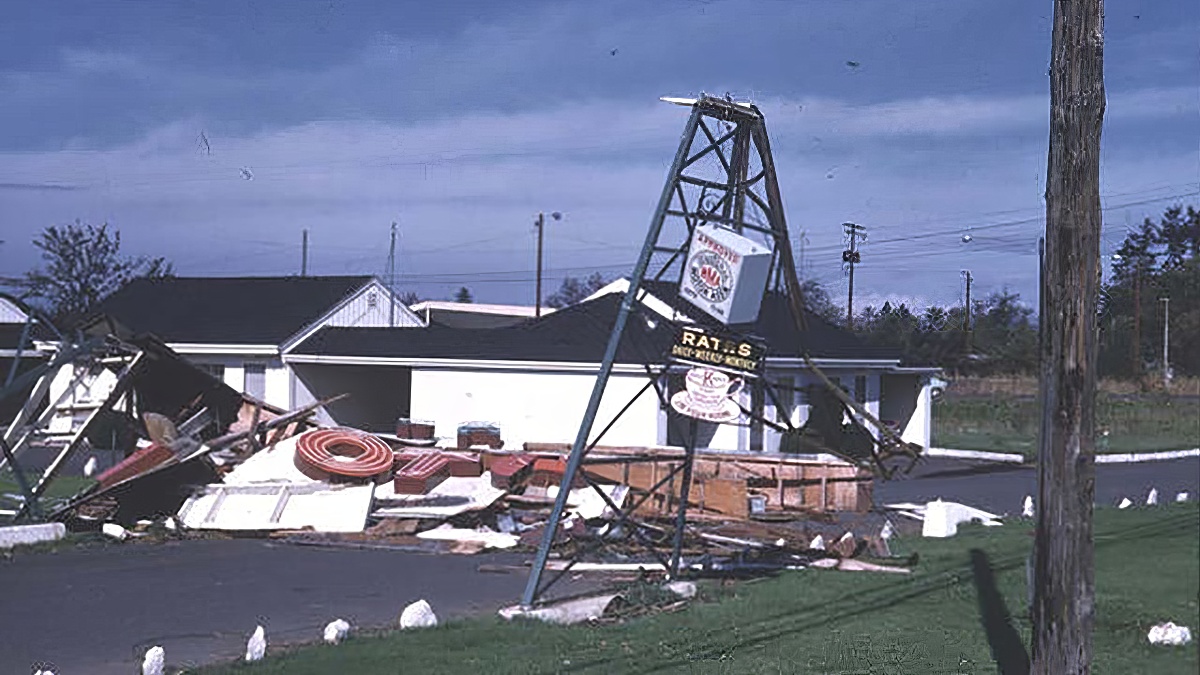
0, 539, 551, 675
875, 456, 1200, 515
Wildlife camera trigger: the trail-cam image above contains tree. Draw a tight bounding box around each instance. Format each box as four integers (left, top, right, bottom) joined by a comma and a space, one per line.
1097, 204, 1199, 378
798, 278, 843, 325
545, 272, 608, 309
16, 220, 172, 325
453, 287, 473, 303
398, 291, 422, 306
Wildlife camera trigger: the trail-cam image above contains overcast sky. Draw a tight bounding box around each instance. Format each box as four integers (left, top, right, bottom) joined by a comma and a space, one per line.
1, 0, 1196, 311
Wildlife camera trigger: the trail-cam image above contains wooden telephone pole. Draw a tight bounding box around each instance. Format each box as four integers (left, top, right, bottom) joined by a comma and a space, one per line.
842, 222, 865, 330
1034, 0, 1104, 672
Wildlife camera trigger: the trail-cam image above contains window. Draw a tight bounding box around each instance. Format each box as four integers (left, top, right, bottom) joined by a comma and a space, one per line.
854, 375, 868, 404
199, 363, 226, 382
244, 362, 267, 400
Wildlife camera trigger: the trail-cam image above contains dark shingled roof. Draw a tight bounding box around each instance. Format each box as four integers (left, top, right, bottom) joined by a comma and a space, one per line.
293, 283, 901, 363
92, 276, 373, 345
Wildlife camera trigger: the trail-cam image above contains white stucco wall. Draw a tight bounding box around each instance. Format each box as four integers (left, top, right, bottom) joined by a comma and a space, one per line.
409, 368, 661, 449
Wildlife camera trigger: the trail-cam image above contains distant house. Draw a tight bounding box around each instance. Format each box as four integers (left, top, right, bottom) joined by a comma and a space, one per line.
63, 276, 424, 418
0, 294, 54, 423
409, 301, 551, 329
288, 279, 944, 451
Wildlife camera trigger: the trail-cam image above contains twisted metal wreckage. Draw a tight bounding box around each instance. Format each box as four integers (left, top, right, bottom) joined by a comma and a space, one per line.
519, 95, 924, 607
0, 316, 333, 525
0, 96, 926, 610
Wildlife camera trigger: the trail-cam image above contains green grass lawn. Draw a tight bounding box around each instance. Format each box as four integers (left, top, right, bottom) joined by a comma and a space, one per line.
0, 470, 95, 506
933, 394, 1200, 459
199, 504, 1200, 674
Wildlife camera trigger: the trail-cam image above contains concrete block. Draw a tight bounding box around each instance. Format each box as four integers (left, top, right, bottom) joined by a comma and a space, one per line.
0, 523, 67, 549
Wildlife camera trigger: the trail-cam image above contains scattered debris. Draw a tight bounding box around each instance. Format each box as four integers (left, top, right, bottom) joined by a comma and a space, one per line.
1146, 488, 1158, 506
500, 592, 624, 626
920, 499, 1002, 538
323, 619, 351, 645
142, 645, 164, 675
1022, 495, 1034, 517
809, 534, 825, 550
83, 456, 97, 478
1118, 497, 1133, 509
1147, 621, 1192, 646
416, 523, 519, 550
399, 599, 438, 629
245, 625, 267, 662
1178, 492, 1190, 503
101, 523, 127, 541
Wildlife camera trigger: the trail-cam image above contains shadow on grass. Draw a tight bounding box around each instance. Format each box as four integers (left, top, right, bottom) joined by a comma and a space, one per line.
969, 548, 1029, 675
572, 509, 1198, 674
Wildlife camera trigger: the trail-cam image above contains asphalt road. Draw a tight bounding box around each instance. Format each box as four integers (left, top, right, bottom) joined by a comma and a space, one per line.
876, 456, 1200, 515
0, 540, 564, 675
1, 457, 1196, 674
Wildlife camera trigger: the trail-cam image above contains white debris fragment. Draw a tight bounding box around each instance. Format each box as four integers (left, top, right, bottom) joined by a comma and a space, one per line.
1177, 492, 1190, 503
774, 537, 787, 547
809, 534, 825, 550
1118, 497, 1133, 509
1022, 495, 1035, 518
164, 517, 177, 532
83, 456, 98, 478
101, 523, 127, 541
1147, 621, 1192, 646
400, 599, 438, 629
1146, 488, 1158, 506
880, 520, 895, 541
245, 625, 266, 662
323, 619, 351, 645
921, 499, 1003, 538
142, 645, 165, 675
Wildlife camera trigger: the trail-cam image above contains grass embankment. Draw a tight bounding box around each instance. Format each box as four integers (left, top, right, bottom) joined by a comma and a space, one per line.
933, 377, 1199, 459
202, 504, 1200, 675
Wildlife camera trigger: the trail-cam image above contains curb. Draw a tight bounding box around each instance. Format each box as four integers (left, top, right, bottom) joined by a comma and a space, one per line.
925, 448, 1025, 463
1095, 448, 1200, 464
927, 447, 1200, 465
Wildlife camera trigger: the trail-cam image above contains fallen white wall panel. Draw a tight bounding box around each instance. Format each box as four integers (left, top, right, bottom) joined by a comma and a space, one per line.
177, 482, 373, 533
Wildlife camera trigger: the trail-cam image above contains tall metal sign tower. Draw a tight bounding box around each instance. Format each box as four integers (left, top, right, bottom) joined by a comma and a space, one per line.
520, 95, 916, 608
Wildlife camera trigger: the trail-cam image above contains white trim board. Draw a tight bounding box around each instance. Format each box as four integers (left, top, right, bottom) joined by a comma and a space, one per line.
281, 278, 426, 354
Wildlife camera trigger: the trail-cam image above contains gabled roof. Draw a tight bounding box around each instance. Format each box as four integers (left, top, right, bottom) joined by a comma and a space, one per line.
91, 276, 373, 345
292, 282, 901, 364
410, 301, 551, 329
293, 293, 670, 363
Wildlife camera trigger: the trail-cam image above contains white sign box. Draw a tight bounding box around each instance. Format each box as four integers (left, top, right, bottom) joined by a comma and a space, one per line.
679, 224, 772, 325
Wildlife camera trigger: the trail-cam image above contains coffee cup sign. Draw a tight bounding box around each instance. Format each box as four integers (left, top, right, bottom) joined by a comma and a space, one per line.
671, 366, 744, 423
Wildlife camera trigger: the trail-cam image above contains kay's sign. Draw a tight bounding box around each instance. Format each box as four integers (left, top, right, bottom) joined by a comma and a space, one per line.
668, 325, 766, 378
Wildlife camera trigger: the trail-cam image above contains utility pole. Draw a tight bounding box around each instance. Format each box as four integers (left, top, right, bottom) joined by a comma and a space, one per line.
962, 270, 973, 352
535, 212, 545, 318
1034, 0, 1104, 671
842, 222, 865, 330
1132, 263, 1141, 378
388, 221, 398, 328
301, 229, 309, 277
1161, 296, 1170, 388
534, 211, 563, 318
